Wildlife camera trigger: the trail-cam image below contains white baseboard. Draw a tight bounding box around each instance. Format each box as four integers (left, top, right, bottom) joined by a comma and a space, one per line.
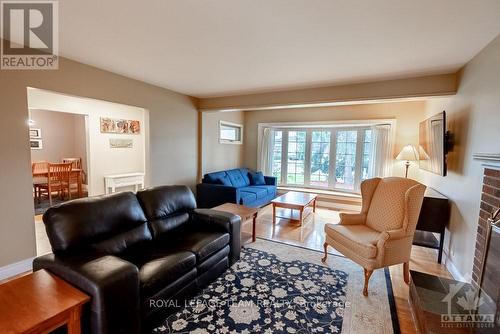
442, 250, 469, 283
316, 200, 361, 212
0, 257, 34, 281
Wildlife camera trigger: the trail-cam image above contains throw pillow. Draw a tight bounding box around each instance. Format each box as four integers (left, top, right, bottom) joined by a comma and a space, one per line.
216, 174, 232, 186
249, 171, 266, 185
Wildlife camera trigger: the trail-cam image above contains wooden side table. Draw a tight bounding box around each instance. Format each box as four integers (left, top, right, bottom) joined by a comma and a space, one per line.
0, 269, 90, 334
413, 187, 450, 263
212, 203, 259, 242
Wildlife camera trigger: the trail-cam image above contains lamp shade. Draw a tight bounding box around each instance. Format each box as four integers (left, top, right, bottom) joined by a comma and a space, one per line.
396, 144, 419, 161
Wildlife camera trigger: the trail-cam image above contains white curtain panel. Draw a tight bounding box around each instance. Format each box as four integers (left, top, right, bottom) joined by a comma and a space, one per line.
369, 124, 393, 178
258, 127, 274, 174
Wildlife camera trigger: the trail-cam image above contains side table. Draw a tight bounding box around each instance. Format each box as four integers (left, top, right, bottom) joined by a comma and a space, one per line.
0, 269, 90, 333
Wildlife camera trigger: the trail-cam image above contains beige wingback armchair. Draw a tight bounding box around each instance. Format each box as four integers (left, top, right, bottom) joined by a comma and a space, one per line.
322, 177, 426, 296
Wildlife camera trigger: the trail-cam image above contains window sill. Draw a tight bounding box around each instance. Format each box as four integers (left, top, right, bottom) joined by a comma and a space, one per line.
277, 186, 361, 211
277, 186, 360, 198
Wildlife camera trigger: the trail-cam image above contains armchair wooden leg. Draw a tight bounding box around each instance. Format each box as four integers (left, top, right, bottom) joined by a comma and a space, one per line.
403, 262, 410, 284
321, 242, 328, 263
363, 268, 373, 297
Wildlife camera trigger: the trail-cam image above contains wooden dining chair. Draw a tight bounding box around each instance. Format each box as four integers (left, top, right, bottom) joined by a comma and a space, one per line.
62, 158, 84, 198
38, 162, 72, 206
62, 158, 82, 170
32, 161, 48, 202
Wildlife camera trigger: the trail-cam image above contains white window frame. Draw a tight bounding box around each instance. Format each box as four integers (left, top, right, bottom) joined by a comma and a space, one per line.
259, 119, 396, 193
219, 120, 243, 144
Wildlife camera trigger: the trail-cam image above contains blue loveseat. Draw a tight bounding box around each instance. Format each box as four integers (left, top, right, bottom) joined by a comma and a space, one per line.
197, 168, 277, 208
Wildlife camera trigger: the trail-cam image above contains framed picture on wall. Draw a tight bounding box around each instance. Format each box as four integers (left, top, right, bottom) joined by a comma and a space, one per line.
30, 139, 43, 150
100, 117, 141, 134
29, 128, 42, 138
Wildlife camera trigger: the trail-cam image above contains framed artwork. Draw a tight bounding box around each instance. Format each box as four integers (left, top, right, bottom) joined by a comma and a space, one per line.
29, 128, 42, 138
109, 138, 133, 148
30, 139, 43, 150
100, 117, 141, 134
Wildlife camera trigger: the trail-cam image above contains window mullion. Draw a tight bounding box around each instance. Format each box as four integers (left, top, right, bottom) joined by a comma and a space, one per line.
329, 129, 337, 189
281, 130, 288, 185
354, 129, 364, 190
304, 129, 312, 187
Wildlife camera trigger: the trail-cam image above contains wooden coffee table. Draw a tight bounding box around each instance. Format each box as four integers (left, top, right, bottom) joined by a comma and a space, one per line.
0, 269, 90, 333
212, 203, 259, 242
272, 191, 317, 226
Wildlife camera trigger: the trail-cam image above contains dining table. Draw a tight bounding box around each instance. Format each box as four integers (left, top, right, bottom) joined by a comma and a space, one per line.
32, 168, 83, 199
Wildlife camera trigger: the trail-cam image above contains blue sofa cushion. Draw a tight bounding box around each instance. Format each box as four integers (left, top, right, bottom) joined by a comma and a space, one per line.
239, 186, 268, 200
239, 168, 251, 185
239, 191, 257, 205
226, 169, 249, 188
252, 185, 277, 197
248, 171, 266, 185
217, 174, 232, 186
205, 171, 232, 186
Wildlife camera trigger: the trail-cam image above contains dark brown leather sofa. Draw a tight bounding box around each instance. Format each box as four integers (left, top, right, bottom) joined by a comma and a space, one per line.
33, 185, 241, 333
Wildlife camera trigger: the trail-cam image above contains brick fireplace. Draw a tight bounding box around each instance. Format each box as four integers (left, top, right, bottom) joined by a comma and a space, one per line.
472, 166, 500, 287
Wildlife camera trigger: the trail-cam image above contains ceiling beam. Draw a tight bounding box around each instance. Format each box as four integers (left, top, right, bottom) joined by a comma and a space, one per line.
198, 73, 458, 111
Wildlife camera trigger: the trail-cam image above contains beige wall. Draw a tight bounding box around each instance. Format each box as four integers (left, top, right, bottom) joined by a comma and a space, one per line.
243, 101, 427, 178
201, 111, 244, 174
30, 110, 87, 178
73, 115, 88, 180
418, 34, 500, 281
0, 53, 198, 268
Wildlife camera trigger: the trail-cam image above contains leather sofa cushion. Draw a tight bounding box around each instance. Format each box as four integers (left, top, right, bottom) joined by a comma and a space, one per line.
197, 245, 230, 274
173, 231, 230, 262
43, 192, 149, 253
137, 185, 197, 237
239, 186, 268, 199
226, 169, 249, 187
325, 224, 380, 259
155, 228, 231, 262
136, 251, 196, 297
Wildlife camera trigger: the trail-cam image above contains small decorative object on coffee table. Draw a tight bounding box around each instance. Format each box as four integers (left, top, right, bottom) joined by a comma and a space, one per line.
271, 191, 317, 226
0, 269, 90, 333
213, 202, 259, 242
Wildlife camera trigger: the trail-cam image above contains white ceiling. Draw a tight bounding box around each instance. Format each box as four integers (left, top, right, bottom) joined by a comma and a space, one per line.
54, 0, 500, 98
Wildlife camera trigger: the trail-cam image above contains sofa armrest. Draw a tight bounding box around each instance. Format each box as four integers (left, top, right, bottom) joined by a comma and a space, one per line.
196, 183, 240, 208
192, 209, 241, 265
264, 176, 277, 186
33, 254, 140, 334
339, 213, 366, 225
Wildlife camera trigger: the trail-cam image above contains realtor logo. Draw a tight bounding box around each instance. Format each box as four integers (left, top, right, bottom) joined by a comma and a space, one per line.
1, 0, 58, 69
441, 282, 495, 329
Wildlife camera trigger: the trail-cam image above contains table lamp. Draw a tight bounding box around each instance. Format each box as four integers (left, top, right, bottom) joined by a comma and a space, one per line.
396, 144, 419, 178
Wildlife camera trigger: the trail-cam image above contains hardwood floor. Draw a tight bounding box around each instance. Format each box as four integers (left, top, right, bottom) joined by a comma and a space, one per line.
35, 215, 51, 256
242, 204, 452, 334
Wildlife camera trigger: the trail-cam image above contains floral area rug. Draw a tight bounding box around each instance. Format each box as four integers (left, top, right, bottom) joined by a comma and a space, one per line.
154, 239, 398, 334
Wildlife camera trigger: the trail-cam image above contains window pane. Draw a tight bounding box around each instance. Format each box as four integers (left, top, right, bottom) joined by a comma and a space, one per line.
310, 130, 330, 187
334, 130, 357, 190
271, 130, 283, 183
286, 130, 306, 185
220, 123, 242, 142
